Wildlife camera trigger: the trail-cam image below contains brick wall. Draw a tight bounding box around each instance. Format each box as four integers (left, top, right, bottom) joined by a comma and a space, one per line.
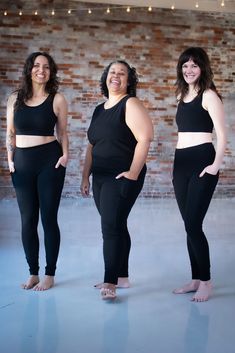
0, 4, 234, 198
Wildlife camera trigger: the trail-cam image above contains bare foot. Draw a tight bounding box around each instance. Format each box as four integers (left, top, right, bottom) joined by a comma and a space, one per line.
191, 281, 212, 302
173, 280, 200, 294
100, 283, 116, 300
21, 275, 40, 290
33, 276, 54, 291
94, 277, 130, 289
117, 277, 130, 288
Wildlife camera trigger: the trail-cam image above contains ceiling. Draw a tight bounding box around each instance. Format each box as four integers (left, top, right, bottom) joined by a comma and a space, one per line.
1, 0, 235, 13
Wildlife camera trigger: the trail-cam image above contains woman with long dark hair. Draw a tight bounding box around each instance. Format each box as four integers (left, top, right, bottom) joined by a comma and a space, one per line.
81, 60, 153, 300
6, 52, 69, 290
172, 47, 226, 301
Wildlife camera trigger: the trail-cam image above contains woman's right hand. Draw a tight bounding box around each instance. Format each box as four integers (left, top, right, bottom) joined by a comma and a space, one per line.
80, 178, 90, 197
8, 160, 15, 173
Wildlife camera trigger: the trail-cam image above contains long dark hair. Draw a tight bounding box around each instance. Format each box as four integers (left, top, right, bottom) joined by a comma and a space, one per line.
175, 47, 221, 101
100, 60, 139, 98
14, 51, 59, 110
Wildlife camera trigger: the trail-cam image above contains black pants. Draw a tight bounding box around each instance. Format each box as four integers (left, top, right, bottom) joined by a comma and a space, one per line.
11, 140, 66, 276
172, 143, 219, 281
92, 166, 146, 284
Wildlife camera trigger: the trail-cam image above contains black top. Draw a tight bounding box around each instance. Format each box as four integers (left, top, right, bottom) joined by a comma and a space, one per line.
88, 95, 138, 175
176, 95, 213, 133
14, 94, 57, 136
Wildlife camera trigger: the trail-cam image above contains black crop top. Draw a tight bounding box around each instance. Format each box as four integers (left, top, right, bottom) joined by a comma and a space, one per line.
14, 94, 57, 136
88, 95, 138, 175
176, 95, 213, 133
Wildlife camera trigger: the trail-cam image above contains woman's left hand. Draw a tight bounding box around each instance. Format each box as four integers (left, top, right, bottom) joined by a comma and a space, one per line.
116, 171, 138, 181
55, 155, 68, 168
199, 164, 218, 177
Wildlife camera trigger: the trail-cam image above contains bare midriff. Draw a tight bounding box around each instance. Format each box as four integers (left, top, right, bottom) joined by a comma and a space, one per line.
176, 132, 212, 149
16, 135, 56, 148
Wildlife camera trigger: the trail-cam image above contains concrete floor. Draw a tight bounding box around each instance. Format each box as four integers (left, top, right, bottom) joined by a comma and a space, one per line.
0, 197, 235, 353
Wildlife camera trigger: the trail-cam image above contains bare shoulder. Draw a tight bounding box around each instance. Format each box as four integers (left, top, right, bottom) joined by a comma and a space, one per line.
53, 93, 68, 119
202, 89, 222, 110
203, 89, 221, 102
125, 96, 152, 131
126, 96, 147, 112
54, 92, 67, 105
126, 96, 142, 106
7, 92, 18, 105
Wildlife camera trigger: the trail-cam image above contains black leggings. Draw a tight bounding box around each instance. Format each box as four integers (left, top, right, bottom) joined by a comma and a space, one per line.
173, 143, 219, 281
92, 166, 146, 284
11, 140, 66, 276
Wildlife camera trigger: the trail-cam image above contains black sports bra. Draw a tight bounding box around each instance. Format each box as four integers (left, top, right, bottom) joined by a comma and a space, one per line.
14, 94, 57, 136
176, 95, 213, 133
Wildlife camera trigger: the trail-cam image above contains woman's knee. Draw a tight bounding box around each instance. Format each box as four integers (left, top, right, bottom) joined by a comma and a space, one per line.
184, 219, 202, 237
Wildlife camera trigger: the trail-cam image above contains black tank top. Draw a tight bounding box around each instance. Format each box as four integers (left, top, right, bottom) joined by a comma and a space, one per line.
88, 95, 138, 175
176, 95, 213, 133
14, 94, 57, 136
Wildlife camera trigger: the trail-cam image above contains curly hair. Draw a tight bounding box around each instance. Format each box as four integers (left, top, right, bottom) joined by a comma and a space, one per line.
175, 47, 221, 101
100, 60, 139, 98
14, 52, 59, 111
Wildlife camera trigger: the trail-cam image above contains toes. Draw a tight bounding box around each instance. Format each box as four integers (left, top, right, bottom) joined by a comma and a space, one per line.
21, 281, 39, 290
100, 288, 116, 300
191, 295, 209, 302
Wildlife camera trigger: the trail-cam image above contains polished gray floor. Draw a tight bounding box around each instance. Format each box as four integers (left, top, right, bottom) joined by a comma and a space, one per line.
0, 197, 234, 353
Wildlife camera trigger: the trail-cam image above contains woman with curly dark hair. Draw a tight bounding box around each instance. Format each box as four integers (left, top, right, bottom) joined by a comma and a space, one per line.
81, 60, 153, 300
172, 47, 226, 301
6, 52, 69, 291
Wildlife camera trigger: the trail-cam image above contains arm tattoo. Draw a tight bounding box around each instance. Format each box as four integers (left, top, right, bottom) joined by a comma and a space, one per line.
6, 132, 15, 152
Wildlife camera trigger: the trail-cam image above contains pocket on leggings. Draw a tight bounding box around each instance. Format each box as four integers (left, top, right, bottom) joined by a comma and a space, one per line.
199, 171, 219, 191
56, 164, 66, 180
11, 171, 16, 187
117, 177, 138, 198
59, 164, 66, 170
204, 171, 219, 177
202, 171, 219, 181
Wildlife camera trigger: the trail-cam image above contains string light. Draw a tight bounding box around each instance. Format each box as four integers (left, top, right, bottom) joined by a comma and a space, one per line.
1, 3, 231, 17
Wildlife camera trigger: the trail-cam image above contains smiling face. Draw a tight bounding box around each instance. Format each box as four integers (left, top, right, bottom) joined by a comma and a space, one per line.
31, 55, 50, 85
182, 59, 201, 87
106, 62, 129, 95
